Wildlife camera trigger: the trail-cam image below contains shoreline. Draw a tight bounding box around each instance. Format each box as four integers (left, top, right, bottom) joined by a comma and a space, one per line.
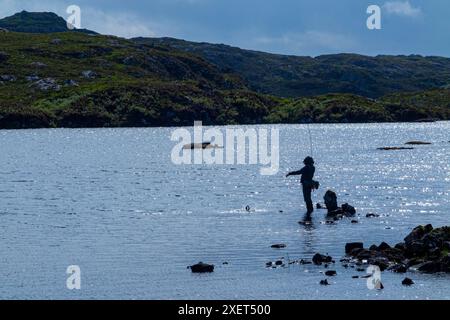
0, 119, 448, 131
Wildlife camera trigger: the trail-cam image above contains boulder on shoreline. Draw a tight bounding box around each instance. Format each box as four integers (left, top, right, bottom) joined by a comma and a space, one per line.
346, 225, 450, 274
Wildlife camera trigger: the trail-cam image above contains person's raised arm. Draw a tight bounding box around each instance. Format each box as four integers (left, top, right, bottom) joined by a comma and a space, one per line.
286, 167, 305, 178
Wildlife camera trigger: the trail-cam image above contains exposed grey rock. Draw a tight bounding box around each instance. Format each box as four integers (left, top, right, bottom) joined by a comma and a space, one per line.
0, 75, 16, 82
30, 61, 47, 68
81, 70, 98, 79
30, 78, 61, 91
26, 75, 40, 82
64, 79, 79, 86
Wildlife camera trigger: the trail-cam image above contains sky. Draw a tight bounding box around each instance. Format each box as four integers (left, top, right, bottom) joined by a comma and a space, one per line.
1, 0, 450, 57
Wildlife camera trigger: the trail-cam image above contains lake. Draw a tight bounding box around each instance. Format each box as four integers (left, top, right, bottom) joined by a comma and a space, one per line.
0, 122, 449, 299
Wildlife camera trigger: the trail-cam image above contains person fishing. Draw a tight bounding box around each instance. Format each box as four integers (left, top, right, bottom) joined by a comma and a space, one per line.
286, 156, 317, 217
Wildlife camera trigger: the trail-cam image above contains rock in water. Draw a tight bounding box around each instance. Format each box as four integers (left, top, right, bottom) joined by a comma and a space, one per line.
189, 262, 214, 273
271, 244, 287, 249
402, 278, 415, 286
324, 190, 338, 212
405, 141, 432, 145
313, 253, 333, 265
320, 279, 330, 286
325, 270, 337, 277
345, 242, 364, 254
378, 242, 391, 251
342, 203, 356, 216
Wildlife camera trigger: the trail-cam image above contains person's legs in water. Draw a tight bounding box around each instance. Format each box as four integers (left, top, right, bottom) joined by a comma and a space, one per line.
302, 184, 314, 215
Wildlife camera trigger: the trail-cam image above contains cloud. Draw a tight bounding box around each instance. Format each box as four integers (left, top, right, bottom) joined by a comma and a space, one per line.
254, 31, 356, 55
81, 8, 157, 38
383, 1, 421, 17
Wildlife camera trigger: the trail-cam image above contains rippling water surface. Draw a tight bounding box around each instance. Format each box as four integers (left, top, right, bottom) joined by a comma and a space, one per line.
0, 122, 449, 300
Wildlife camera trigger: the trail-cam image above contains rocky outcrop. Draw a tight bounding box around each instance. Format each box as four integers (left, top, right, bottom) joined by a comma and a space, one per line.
30, 78, 61, 91
81, 70, 98, 79
346, 225, 450, 274
0, 74, 16, 82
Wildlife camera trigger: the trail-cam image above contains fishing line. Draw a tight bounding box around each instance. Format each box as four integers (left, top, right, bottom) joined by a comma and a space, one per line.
307, 121, 314, 157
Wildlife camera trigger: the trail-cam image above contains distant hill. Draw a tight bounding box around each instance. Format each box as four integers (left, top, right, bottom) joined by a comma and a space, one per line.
0, 11, 96, 34
0, 12, 449, 129
134, 37, 450, 99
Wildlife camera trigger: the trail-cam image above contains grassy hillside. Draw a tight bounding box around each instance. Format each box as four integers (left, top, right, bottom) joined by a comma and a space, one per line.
0, 13, 449, 129
135, 37, 450, 99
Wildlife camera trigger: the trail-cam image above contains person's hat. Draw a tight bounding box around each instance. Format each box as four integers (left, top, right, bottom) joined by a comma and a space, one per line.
304, 156, 315, 165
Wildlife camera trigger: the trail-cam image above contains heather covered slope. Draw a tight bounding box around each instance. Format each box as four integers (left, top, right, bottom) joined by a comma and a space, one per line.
0, 12, 450, 129
135, 37, 450, 99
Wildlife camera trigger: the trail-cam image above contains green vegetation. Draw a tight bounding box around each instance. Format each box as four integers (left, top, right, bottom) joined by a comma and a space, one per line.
135, 38, 450, 99
0, 12, 450, 129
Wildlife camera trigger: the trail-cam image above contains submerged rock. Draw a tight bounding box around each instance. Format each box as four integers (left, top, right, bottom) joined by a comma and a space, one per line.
189, 262, 214, 273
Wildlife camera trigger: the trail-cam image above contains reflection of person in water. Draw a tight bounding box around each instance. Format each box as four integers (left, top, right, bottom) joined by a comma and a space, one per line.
286, 157, 316, 218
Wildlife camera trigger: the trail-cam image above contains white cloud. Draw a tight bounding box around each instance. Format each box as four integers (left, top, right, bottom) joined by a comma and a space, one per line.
383, 1, 421, 17
81, 8, 157, 38
254, 31, 356, 55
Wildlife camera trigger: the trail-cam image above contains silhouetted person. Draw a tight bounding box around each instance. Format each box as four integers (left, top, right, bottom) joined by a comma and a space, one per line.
286, 157, 316, 216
